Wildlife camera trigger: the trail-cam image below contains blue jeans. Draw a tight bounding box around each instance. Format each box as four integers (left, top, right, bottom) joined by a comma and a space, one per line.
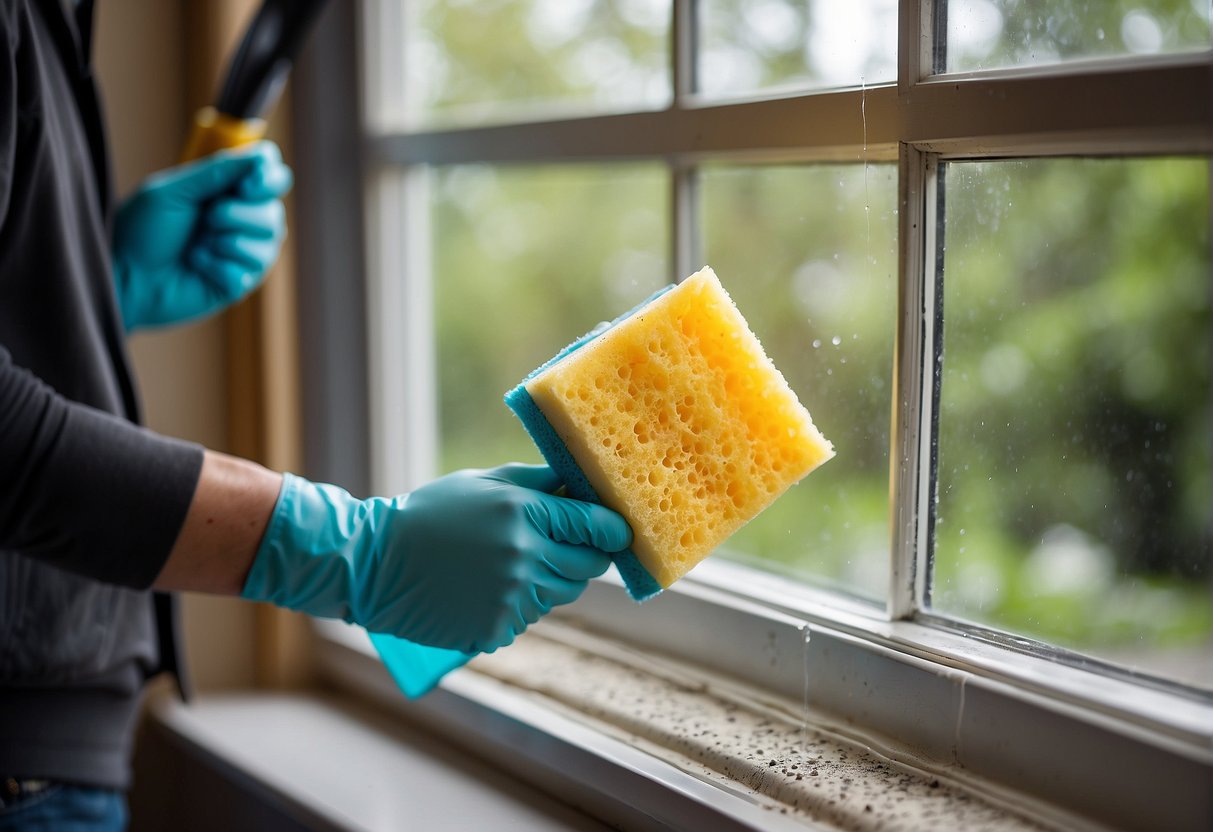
0, 783, 126, 832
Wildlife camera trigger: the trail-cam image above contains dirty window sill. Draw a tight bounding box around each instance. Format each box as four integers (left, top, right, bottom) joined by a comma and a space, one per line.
312, 559, 1213, 832
314, 618, 1064, 831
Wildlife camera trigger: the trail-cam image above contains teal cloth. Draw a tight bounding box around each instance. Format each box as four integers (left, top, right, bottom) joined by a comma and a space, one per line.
370, 633, 472, 698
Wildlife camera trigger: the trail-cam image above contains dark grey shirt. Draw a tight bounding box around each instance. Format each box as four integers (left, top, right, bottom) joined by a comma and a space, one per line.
0, 0, 203, 788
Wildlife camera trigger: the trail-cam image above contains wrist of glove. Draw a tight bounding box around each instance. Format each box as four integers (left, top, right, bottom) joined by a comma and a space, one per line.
111, 141, 293, 331
241, 464, 633, 654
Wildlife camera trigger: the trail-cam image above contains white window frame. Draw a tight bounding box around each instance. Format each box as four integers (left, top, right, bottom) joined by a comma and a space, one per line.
291, 2, 1213, 829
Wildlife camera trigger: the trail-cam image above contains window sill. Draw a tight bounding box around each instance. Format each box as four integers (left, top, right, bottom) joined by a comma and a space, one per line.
314, 619, 1065, 831
152, 595, 1210, 831
145, 689, 616, 831
307, 564, 1213, 832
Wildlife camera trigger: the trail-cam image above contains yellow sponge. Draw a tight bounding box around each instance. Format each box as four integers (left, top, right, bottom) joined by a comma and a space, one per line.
520, 266, 834, 589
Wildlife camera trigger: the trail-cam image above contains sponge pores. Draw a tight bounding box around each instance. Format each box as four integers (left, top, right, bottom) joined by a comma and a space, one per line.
516, 266, 834, 590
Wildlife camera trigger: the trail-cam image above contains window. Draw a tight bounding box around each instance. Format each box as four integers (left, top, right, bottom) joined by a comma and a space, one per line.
932, 157, 1211, 687
298, 1, 1212, 828
946, 0, 1213, 71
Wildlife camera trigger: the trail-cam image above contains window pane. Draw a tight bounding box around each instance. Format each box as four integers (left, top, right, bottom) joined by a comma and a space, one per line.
697, 0, 897, 97
403, 0, 670, 128
700, 164, 897, 601
932, 158, 1213, 690
945, 0, 1213, 73
432, 164, 669, 474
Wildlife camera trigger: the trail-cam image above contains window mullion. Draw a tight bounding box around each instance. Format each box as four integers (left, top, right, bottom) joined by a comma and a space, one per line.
889, 0, 938, 620
401, 166, 438, 489
898, 0, 933, 91
670, 0, 696, 284
672, 0, 695, 105
671, 163, 698, 285
890, 144, 934, 620
366, 166, 437, 495
361, 0, 406, 132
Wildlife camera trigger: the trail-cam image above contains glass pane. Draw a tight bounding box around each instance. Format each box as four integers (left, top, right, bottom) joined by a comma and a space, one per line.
697, 0, 897, 97
946, 0, 1213, 73
432, 164, 669, 473
404, 0, 670, 127
932, 158, 1213, 690
701, 164, 897, 601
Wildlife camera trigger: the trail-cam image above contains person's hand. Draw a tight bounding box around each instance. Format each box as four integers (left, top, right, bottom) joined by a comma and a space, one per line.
111, 141, 292, 331
241, 464, 633, 654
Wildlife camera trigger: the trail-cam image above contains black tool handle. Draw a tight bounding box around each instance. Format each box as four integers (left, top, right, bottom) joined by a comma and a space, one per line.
215, 0, 329, 120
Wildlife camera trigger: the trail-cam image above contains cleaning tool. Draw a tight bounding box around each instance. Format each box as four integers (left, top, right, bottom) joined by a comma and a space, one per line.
181, 0, 329, 161
378, 264, 834, 698
506, 266, 835, 600
112, 0, 326, 329
378, 266, 835, 697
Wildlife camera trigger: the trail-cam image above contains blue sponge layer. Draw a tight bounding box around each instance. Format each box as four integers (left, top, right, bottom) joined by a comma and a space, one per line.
504, 284, 676, 603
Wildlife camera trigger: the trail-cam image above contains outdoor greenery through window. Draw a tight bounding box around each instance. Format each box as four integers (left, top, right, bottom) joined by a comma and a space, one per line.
946, 0, 1212, 72
932, 158, 1211, 688
697, 0, 896, 95
403, 0, 670, 127
700, 164, 896, 601
382, 0, 1212, 694
433, 164, 668, 471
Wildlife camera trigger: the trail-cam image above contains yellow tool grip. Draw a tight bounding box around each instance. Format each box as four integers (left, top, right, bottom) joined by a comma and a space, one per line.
180, 106, 268, 162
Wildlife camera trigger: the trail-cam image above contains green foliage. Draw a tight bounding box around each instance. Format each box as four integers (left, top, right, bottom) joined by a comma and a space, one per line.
700, 164, 898, 600
950, 0, 1212, 70
934, 158, 1212, 654
413, 0, 668, 123
432, 164, 668, 472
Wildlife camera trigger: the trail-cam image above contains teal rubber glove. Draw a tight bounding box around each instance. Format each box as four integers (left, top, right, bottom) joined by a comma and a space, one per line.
241, 464, 633, 654
111, 141, 292, 331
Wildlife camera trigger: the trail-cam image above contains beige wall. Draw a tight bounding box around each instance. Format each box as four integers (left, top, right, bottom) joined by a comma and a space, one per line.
93, 0, 257, 692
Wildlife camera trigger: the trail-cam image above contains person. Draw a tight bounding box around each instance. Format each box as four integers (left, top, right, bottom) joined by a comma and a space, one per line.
0, 2, 632, 829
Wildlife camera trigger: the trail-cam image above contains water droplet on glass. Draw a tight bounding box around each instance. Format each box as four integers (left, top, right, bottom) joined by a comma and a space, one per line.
812, 339, 822, 349
831, 336, 842, 346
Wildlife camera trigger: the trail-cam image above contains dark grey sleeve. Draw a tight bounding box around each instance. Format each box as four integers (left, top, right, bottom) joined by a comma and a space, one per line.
0, 346, 204, 588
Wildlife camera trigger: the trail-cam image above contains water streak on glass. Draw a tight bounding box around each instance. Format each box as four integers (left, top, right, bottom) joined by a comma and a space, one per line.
945, 0, 1213, 73
697, 0, 897, 97
932, 158, 1212, 691
701, 164, 898, 602
404, 0, 671, 127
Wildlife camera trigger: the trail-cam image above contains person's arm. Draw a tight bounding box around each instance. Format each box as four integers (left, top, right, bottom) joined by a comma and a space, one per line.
152, 450, 282, 594
0, 347, 203, 587
3, 343, 632, 651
